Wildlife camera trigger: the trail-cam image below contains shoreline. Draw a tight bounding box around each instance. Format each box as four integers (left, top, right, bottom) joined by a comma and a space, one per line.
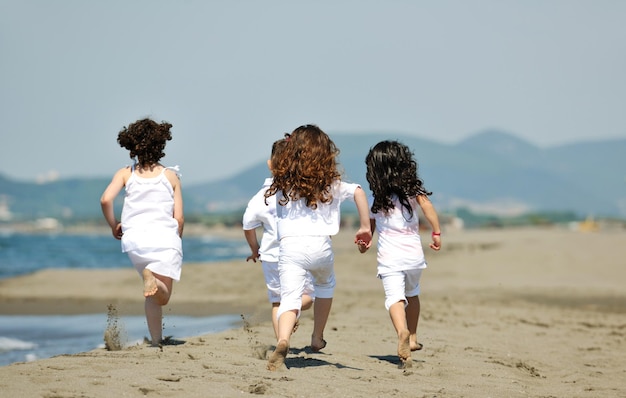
0, 222, 251, 239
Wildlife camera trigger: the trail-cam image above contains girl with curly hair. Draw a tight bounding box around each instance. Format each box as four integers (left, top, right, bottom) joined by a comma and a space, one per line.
363, 140, 441, 369
100, 117, 184, 346
264, 124, 372, 371
242, 137, 315, 340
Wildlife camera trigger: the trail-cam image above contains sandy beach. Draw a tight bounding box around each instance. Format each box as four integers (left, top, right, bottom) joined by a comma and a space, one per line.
0, 227, 624, 397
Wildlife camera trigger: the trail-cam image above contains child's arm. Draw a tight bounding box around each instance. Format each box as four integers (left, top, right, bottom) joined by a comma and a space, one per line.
167, 170, 185, 238
243, 229, 260, 262
353, 187, 372, 250
417, 194, 441, 251
100, 168, 127, 240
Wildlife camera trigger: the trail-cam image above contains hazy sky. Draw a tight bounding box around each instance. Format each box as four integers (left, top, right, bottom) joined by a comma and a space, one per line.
1, 1, 625, 184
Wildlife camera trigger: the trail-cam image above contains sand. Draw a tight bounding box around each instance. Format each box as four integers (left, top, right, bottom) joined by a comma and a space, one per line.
0, 227, 624, 397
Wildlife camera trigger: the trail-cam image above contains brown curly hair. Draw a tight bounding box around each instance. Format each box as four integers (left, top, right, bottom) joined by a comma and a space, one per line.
117, 118, 172, 168
265, 124, 341, 209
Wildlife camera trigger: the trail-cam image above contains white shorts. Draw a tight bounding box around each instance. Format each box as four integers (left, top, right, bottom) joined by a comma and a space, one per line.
262, 260, 315, 304
127, 248, 182, 281
276, 236, 334, 320
379, 269, 423, 310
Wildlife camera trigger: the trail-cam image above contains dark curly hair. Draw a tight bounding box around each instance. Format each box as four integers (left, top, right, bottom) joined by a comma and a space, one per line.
264, 124, 341, 209
117, 118, 172, 168
365, 140, 431, 219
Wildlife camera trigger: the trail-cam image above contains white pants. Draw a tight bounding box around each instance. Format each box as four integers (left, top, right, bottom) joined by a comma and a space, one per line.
262, 260, 315, 304
379, 269, 423, 310
276, 236, 334, 320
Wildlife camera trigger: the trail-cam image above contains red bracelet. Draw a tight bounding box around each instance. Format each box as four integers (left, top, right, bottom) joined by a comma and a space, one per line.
432, 232, 441, 237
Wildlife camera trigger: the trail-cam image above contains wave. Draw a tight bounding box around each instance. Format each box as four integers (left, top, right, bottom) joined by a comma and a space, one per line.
0, 336, 37, 352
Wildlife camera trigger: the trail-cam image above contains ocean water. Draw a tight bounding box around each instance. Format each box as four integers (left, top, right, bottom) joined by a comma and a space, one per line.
0, 313, 242, 366
0, 232, 250, 279
0, 232, 250, 366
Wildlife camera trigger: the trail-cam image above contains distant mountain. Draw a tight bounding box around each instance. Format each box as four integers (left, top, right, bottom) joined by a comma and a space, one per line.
186, 130, 626, 218
0, 175, 112, 220
1, 130, 625, 221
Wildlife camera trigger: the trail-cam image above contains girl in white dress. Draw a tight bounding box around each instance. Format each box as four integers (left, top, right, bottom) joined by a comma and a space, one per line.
100, 118, 184, 346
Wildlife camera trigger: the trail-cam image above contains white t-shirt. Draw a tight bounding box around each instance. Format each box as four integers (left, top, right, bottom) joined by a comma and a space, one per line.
242, 178, 279, 262
371, 196, 427, 274
276, 181, 360, 239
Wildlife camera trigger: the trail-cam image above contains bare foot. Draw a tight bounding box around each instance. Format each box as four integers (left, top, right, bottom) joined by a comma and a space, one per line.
267, 340, 289, 371
410, 342, 423, 351
398, 329, 412, 368
142, 268, 158, 297
410, 334, 423, 351
311, 335, 327, 353
399, 357, 413, 369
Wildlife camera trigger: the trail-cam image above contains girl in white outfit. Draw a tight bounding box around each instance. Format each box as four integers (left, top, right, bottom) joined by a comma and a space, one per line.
362, 140, 441, 369
242, 137, 315, 339
100, 118, 184, 346
264, 124, 372, 371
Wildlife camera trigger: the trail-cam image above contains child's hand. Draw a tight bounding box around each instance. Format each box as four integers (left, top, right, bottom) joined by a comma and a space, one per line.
355, 228, 372, 253
356, 239, 369, 253
430, 235, 441, 251
112, 223, 123, 240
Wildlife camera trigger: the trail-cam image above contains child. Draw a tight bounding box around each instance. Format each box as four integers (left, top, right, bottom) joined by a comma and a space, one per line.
242, 137, 315, 339
100, 117, 184, 347
362, 140, 441, 369
264, 124, 372, 371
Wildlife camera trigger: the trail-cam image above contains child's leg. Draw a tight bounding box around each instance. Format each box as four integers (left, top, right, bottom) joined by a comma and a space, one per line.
301, 271, 315, 311
145, 297, 163, 345
142, 269, 173, 303
406, 295, 422, 351
382, 271, 412, 367
263, 261, 282, 338
267, 250, 305, 370
276, 309, 298, 342
301, 294, 313, 311
271, 303, 280, 339
292, 294, 314, 335
267, 309, 298, 371
306, 240, 334, 352
404, 269, 424, 351
142, 268, 158, 297
311, 297, 332, 351
389, 300, 411, 365
142, 269, 173, 345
